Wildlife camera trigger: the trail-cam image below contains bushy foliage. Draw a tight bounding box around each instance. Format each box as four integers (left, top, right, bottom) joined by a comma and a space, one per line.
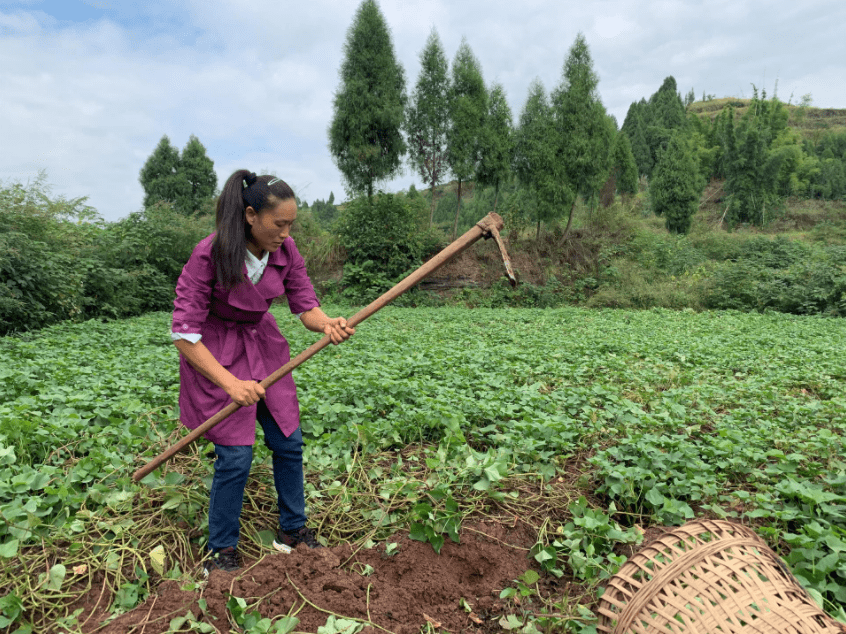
336, 193, 426, 301
139, 135, 216, 216
621, 77, 687, 178
626, 80, 846, 225
309, 192, 339, 230
649, 134, 702, 233
0, 176, 212, 334
721, 90, 791, 225
703, 242, 846, 315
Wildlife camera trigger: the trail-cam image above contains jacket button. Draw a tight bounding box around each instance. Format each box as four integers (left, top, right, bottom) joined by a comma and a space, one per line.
251, 329, 257, 334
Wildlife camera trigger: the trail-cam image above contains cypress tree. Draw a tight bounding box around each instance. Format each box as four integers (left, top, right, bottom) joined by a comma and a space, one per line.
446, 38, 487, 240
622, 102, 652, 177
551, 33, 615, 235
513, 79, 563, 239
649, 76, 686, 129
476, 82, 514, 213
622, 77, 688, 178
613, 132, 639, 196
329, 0, 407, 200
650, 133, 700, 234
406, 28, 451, 227
139, 135, 187, 210
178, 135, 217, 215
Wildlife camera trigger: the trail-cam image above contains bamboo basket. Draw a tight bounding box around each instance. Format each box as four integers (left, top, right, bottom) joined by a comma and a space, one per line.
597, 519, 846, 634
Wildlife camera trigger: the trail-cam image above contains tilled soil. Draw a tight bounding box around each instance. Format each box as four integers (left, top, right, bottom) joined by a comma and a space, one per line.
92, 521, 550, 634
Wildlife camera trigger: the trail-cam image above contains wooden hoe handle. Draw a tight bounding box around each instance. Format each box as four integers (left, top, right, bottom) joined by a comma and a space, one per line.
132, 213, 508, 483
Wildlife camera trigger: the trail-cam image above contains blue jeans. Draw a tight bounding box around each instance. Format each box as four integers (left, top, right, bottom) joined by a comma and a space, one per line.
207, 400, 307, 551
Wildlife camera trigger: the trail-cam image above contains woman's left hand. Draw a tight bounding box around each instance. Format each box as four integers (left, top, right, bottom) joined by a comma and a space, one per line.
300, 307, 355, 344
323, 316, 355, 345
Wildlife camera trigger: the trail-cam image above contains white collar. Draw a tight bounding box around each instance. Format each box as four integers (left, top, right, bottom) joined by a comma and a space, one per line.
245, 249, 270, 284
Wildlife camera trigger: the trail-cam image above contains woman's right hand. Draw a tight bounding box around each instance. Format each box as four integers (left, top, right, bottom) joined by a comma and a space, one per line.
224, 378, 266, 406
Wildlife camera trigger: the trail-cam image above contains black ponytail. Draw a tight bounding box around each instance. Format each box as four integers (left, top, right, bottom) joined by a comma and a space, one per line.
212, 170, 296, 290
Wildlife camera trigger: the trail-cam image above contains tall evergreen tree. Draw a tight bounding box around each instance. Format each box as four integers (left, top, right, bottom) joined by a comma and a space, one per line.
406, 28, 451, 226
649, 76, 686, 129
446, 37, 487, 240
717, 105, 738, 179
139, 136, 187, 211
613, 132, 639, 196
329, 0, 407, 200
650, 132, 700, 234
513, 79, 561, 239
641, 78, 687, 179
684, 87, 696, 108
177, 135, 217, 215
622, 101, 652, 176
551, 33, 615, 235
621, 77, 688, 178
476, 82, 514, 213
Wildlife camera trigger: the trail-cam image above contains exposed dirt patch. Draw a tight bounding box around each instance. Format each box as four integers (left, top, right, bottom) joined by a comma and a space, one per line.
419, 225, 615, 295
89, 521, 558, 634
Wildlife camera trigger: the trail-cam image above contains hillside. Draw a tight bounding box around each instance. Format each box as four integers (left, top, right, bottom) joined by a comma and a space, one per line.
688, 98, 846, 138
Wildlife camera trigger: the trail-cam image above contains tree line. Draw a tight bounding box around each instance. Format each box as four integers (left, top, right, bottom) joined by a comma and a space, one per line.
625, 79, 846, 233
328, 0, 638, 245
0, 173, 213, 335
329, 0, 845, 243
3, 0, 844, 333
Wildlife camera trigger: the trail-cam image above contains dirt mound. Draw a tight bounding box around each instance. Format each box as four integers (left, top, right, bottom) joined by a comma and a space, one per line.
93, 521, 540, 634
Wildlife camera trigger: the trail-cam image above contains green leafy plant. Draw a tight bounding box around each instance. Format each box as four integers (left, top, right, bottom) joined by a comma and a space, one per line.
0, 592, 23, 630
409, 500, 460, 554
532, 498, 641, 582
500, 569, 540, 601
226, 595, 299, 633
317, 615, 364, 634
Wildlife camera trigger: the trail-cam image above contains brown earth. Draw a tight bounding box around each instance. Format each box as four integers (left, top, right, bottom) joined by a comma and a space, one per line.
87, 521, 563, 634
418, 227, 607, 294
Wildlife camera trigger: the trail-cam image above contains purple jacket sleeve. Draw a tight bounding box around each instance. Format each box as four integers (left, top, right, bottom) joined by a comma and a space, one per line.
283, 238, 320, 315
172, 236, 215, 336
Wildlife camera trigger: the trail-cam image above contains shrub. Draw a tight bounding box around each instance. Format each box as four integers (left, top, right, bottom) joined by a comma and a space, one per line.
0, 177, 212, 333
586, 261, 702, 311
649, 134, 701, 234
336, 193, 426, 301
702, 247, 846, 315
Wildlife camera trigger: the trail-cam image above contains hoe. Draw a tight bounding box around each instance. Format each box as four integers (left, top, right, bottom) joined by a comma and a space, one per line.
133, 212, 516, 482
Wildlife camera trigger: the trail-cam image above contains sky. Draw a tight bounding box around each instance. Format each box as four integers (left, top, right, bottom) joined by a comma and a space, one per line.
2, 0, 845, 222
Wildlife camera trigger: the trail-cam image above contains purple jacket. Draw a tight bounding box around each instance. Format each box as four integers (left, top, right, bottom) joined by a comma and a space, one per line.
172, 234, 320, 445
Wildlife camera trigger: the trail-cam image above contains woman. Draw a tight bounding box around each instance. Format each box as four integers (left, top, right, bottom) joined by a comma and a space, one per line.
171, 170, 354, 574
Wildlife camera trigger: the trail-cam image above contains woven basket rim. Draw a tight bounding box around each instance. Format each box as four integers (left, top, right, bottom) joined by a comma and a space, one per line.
597, 519, 845, 634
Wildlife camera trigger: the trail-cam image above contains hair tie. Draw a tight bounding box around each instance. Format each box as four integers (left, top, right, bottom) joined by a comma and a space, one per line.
242, 172, 258, 189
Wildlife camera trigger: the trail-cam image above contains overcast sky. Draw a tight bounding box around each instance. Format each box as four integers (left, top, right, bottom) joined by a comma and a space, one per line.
2, 0, 845, 222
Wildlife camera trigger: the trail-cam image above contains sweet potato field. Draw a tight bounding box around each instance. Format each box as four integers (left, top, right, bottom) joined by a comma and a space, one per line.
1, 306, 845, 632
